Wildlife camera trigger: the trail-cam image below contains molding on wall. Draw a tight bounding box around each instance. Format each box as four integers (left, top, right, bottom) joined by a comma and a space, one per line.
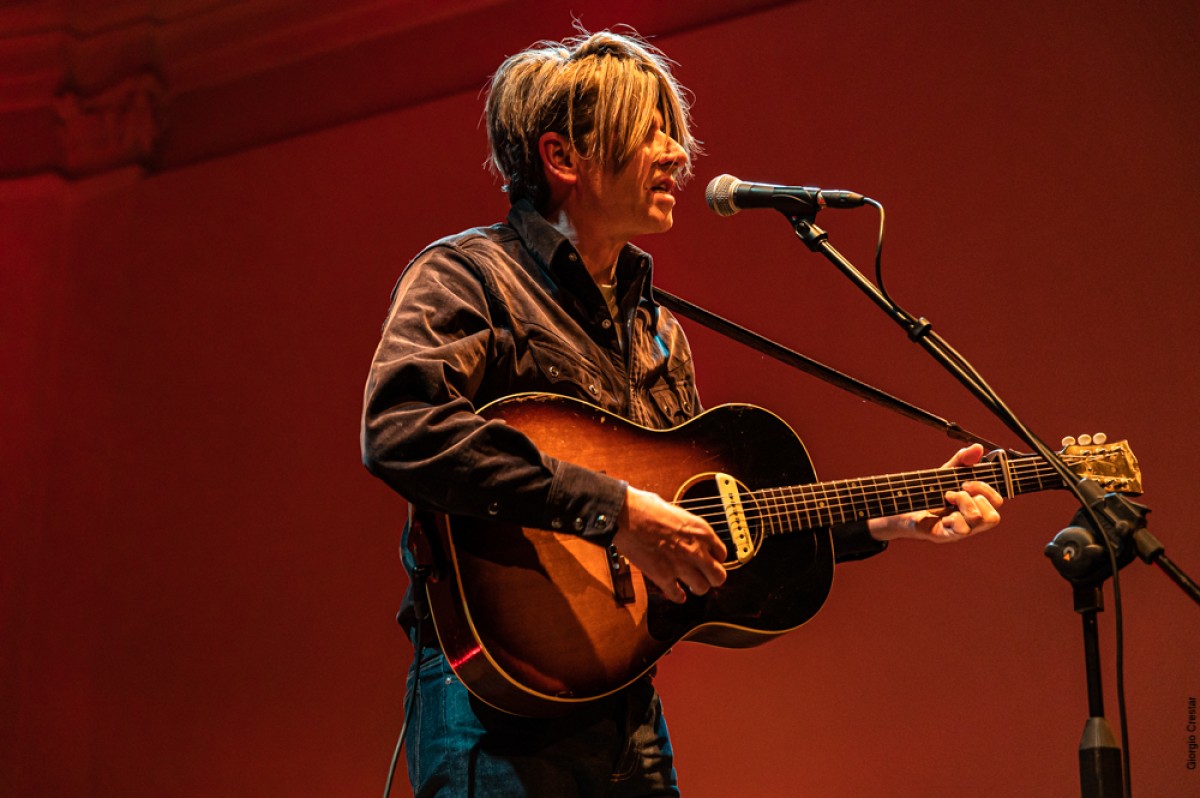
0, 0, 795, 179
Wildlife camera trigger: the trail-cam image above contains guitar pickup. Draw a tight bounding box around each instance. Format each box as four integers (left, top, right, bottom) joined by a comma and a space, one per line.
608, 544, 635, 605
717, 473, 754, 564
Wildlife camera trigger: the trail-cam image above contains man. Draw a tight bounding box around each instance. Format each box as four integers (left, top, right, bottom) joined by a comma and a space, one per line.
361, 29, 1002, 797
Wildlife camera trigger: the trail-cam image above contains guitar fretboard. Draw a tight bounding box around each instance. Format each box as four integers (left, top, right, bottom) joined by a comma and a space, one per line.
752, 457, 1063, 533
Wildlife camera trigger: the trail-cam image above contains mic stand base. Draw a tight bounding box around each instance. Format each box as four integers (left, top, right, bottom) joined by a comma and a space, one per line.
1079, 717, 1124, 798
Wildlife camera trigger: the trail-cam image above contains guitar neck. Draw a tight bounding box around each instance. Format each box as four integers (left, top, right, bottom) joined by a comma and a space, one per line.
753, 456, 1062, 532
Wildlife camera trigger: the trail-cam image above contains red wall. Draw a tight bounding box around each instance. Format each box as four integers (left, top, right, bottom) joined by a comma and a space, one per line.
3, 1, 1198, 795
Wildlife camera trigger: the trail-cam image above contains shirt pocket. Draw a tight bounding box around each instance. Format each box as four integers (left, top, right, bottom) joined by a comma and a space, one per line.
527, 339, 606, 404
645, 360, 696, 427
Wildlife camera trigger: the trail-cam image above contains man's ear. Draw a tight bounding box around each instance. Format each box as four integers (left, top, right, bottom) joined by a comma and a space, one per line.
538, 131, 578, 190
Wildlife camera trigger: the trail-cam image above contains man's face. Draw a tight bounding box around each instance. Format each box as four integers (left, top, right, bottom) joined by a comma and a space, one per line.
577, 111, 687, 242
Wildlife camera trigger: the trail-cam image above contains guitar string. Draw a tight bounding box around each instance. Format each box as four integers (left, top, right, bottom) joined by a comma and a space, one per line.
670, 454, 1096, 514
676, 470, 1061, 528
676, 474, 1107, 535
681, 473, 1095, 538
671, 458, 1073, 515
669, 457, 1103, 528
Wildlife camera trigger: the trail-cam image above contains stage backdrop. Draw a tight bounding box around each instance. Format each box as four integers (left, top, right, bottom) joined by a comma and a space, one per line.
3, 1, 1198, 796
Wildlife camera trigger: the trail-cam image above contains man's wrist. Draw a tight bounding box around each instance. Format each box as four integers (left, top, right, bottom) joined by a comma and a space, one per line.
868, 514, 917, 542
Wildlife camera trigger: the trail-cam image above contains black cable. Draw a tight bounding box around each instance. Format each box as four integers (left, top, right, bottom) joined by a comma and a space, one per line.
866, 199, 893, 309
382, 617, 422, 798
383, 565, 432, 798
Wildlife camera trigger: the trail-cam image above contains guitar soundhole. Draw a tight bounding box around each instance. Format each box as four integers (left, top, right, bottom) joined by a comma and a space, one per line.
676, 474, 763, 569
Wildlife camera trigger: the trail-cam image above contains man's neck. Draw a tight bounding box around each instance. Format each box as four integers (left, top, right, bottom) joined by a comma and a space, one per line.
542, 206, 624, 286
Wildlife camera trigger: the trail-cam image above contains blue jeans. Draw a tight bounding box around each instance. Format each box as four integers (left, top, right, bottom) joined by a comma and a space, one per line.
405, 642, 679, 797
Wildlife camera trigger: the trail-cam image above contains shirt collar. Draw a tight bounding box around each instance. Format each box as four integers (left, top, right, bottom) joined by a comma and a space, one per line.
506, 198, 657, 308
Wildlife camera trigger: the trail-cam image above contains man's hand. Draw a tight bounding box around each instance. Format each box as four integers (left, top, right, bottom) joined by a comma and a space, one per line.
868, 444, 1004, 543
613, 486, 728, 603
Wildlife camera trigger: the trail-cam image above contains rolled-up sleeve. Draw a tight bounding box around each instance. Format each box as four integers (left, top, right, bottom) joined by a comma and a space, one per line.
361, 246, 625, 539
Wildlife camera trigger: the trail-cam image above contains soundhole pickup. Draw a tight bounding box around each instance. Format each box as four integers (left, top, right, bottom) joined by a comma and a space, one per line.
716, 473, 754, 564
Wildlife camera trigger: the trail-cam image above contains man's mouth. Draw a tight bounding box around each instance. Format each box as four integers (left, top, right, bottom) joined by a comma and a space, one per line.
650, 177, 675, 195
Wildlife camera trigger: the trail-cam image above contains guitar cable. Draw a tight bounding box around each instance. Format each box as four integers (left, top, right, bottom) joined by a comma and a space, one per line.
382, 565, 431, 798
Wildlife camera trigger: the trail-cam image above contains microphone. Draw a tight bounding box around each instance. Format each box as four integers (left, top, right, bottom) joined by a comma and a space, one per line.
705, 174, 867, 217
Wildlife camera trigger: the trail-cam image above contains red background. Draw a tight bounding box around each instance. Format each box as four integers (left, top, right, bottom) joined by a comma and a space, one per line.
3, 1, 1199, 796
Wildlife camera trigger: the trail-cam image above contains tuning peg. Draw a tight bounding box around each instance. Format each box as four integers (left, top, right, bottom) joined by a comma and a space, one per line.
1093, 433, 1107, 445
1061, 436, 1077, 447
1078, 434, 1092, 445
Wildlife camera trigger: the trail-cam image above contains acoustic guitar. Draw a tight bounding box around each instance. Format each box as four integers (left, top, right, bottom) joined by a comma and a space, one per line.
410, 393, 1142, 716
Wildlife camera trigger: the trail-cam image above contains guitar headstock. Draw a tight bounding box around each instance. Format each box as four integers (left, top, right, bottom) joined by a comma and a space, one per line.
1060, 434, 1143, 494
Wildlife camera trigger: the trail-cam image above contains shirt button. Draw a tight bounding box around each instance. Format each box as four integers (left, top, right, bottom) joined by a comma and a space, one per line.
588, 384, 599, 396
568, 253, 578, 262
595, 514, 608, 528
548, 365, 560, 378
574, 517, 585, 532
601, 319, 612, 330
487, 502, 500, 516
551, 517, 563, 530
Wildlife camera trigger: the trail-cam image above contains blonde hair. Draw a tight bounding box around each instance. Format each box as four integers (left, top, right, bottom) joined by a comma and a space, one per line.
485, 29, 699, 208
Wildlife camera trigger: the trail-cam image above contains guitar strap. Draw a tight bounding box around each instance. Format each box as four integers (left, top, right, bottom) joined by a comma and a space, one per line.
652, 287, 1007, 452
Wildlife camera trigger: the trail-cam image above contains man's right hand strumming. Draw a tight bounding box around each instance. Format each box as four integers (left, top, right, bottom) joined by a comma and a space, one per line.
614, 485, 728, 604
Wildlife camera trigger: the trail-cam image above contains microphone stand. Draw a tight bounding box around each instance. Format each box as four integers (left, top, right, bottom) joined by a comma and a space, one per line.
774, 205, 1200, 798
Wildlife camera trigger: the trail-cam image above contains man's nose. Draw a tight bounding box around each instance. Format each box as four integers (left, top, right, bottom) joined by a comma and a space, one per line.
659, 135, 687, 171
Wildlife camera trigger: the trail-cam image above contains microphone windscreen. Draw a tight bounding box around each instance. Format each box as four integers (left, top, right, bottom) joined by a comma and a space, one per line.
704, 174, 741, 216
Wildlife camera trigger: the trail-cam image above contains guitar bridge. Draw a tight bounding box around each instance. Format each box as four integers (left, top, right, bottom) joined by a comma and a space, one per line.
608, 544, 635, 605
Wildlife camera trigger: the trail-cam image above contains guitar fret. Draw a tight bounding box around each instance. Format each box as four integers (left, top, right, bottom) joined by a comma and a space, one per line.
923, 474, 944, 512
866, 476, 884, 519
777, 487, 796, 535
758, 488, 775, 536
795, 485, 808, 527
895, 475, 912, 515
937, 470, 959, 510
797, 484, 817, 528
983, 463, 1009, 499
847, 479, 868, 523
763, 487, 780, 535
817, 482, 833, 527
775, 488, 792, 535
788, 485, 804, 533
798, 485, 814, 530
829, 480, 844, 525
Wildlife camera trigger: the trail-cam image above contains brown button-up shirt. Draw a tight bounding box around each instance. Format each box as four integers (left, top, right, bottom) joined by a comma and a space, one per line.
362, 200, 699, 544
